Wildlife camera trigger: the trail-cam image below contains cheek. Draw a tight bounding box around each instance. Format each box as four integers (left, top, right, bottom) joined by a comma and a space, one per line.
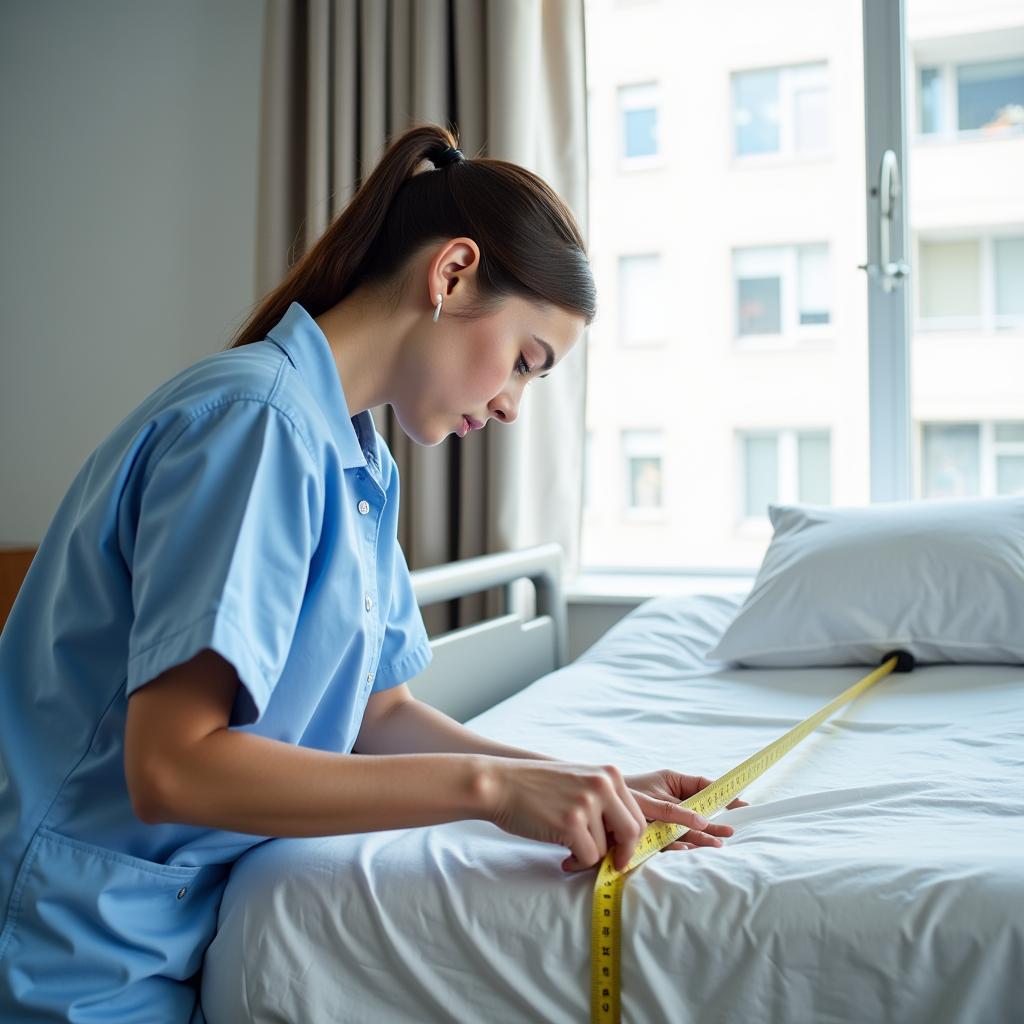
461, 331, 509, 399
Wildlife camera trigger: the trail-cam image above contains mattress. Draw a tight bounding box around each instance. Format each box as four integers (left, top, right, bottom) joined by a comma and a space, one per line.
200, 592, 1024, 1023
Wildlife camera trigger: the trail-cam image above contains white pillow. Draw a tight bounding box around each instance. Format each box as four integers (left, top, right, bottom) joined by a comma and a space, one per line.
706, 496, 1024, 668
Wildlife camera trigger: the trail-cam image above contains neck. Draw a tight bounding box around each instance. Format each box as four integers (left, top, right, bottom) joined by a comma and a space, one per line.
313, 285, 412, 417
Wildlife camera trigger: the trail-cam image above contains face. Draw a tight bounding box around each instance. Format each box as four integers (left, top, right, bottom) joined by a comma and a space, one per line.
393, 240, 586, 446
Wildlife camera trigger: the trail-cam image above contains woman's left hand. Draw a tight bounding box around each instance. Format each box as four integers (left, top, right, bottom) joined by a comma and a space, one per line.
622, 769, 748, 853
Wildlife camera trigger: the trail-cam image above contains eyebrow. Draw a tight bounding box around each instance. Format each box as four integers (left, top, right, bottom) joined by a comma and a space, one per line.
532, 335, 555, 378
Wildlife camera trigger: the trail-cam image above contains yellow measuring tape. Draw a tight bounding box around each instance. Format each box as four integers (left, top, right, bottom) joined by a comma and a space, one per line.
590, 650, 915, 1024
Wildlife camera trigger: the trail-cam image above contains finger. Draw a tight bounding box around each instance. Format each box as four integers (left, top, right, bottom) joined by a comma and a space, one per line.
659, 841, 696, 852
679, 829, 723, 848
609, 772, 648, 835
727, 798, 749, 809
602, 778, 643, 868
562, 805, 601, 873
703, 822, 735, 837
677, 774, 715, 797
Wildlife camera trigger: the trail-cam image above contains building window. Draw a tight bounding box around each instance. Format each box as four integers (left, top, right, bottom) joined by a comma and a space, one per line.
618, 83, 659, 160
732, 62, 829, 158
742, 434, 778, 517
797, 431, 831, 503
958, 58, 1024, 132
919, 239, 981, 321
920, 421, 1024, 498
916, 58, 1024, 138
917, 234, 1024, 330
995, 422, 1024, 495
618, 253, 666, 345
734, 244, 831, 340
995, 237, 1024, 319
622, 430, 664, 509
740, 429, 832, 518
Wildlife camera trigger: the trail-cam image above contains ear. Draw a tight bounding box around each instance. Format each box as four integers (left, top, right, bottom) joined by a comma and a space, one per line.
428, 237, 480, 304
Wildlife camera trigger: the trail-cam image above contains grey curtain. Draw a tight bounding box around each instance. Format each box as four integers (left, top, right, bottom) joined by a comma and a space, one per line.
255, 0, 589, 633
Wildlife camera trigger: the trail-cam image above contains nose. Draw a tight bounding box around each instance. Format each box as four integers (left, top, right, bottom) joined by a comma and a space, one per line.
488, 391, 519, 425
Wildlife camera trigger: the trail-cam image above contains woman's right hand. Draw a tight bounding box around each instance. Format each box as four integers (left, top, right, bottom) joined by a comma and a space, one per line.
481, 759, 708, 873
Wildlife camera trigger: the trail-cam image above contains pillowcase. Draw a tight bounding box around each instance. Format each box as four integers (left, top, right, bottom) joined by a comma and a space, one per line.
705, 496, 1024, 668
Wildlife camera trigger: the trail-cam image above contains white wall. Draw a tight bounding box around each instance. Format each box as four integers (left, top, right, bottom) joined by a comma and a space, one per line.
0, 0, 265, 544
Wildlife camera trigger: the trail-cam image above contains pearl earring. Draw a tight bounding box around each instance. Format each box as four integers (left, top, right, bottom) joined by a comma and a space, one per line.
433, 293, 443, 323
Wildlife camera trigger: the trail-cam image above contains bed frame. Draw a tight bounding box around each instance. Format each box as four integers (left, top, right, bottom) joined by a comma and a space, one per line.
407, 543, 566, 723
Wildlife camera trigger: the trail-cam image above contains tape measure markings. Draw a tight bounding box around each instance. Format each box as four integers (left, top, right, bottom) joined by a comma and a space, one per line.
590, 652, 911, 1023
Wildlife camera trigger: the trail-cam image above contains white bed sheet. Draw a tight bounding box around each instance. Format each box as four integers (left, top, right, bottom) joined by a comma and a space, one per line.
201, 593, 1024, 1023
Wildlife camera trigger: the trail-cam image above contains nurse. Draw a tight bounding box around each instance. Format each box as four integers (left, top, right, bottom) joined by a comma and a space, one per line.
0, 122, 743, 1021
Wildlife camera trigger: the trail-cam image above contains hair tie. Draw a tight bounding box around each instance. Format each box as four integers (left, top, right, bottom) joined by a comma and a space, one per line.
434, 145, 464, 169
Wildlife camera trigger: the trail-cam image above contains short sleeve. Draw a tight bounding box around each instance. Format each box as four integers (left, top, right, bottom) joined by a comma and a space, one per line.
126, 400, 322, 725
373, 540, 432, 692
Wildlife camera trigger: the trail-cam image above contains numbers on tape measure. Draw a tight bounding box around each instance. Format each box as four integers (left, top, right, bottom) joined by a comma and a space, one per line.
591, 656, 902, 1023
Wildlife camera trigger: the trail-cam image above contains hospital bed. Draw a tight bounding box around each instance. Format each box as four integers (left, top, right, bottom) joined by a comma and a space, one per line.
200, 542, 1024, 1023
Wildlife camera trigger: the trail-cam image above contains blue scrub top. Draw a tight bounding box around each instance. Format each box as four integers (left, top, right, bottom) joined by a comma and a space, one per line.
0, 302, 433, 1021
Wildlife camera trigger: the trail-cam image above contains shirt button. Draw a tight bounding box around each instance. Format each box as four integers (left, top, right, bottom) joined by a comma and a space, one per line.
365, 595, 373, 611
366, 673, 374, 684
358, 499, 370, 515
177, 887, 187, 901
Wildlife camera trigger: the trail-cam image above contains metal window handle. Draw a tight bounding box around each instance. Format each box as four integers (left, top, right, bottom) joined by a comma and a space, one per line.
857, 148, 911, 293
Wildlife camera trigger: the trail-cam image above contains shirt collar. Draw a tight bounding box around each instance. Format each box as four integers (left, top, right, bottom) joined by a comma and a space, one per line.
266, 301, 379, 471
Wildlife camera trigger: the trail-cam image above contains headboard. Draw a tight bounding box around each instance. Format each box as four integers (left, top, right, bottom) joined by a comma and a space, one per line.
407, 543, 566, 722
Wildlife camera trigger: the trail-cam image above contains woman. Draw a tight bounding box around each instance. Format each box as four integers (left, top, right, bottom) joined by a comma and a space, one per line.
0, 123, 742, 1021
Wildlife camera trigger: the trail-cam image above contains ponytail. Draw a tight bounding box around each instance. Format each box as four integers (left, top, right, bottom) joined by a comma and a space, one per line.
228, 122, 595, 349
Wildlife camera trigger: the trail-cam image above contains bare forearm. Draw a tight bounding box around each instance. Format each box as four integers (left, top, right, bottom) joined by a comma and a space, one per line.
354, 696, 558, 762
143, 730, 496, 836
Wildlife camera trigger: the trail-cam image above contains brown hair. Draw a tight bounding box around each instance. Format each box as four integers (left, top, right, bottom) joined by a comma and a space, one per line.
228, 122, 596, 349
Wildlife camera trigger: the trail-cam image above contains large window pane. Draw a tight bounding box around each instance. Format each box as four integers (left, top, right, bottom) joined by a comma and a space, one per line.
919, 66, 943, 133
737, 276, 782, 335
743, 435, 778, 517
921, 423, 980, 497
997, 456, 1024, 495
622, 430, 664, 509
798, 244, 831, 324
583, 0, 869, 572
994, 237, 1024, 317
798, 431, 831, 503
995, 422, 1024, 443
618, 254, 665, 344
957, 58, 1024, 133
908, 2, 1024, 502
619, 83, 659, 158
795, 87, 828, 151
733, 69, 779, 156
918, 240, 980, 318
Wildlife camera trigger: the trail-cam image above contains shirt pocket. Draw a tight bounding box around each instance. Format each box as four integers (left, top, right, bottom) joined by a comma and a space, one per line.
1, 827, 228, 1019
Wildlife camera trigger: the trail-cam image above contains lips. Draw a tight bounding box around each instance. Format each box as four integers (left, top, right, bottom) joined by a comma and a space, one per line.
464, 415, 484, 430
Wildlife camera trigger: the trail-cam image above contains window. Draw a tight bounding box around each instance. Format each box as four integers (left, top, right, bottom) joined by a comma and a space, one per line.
618, 254, 666, 345
920, 421, 1024, 497
734, 244, 832, 340
580, 0, 1020, 577
732, 62, 829, 158
958, 58, 1024, 132
917, 234, 1024, 329
918, 239, 981, 321
916, 57, 1024, 138
621, 431, 664, 510
740, 429, 832, 518
995, 237, 1024, 319
742, 434, 778, 517
798, 432, 832, 503
618, 83, 659, 160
